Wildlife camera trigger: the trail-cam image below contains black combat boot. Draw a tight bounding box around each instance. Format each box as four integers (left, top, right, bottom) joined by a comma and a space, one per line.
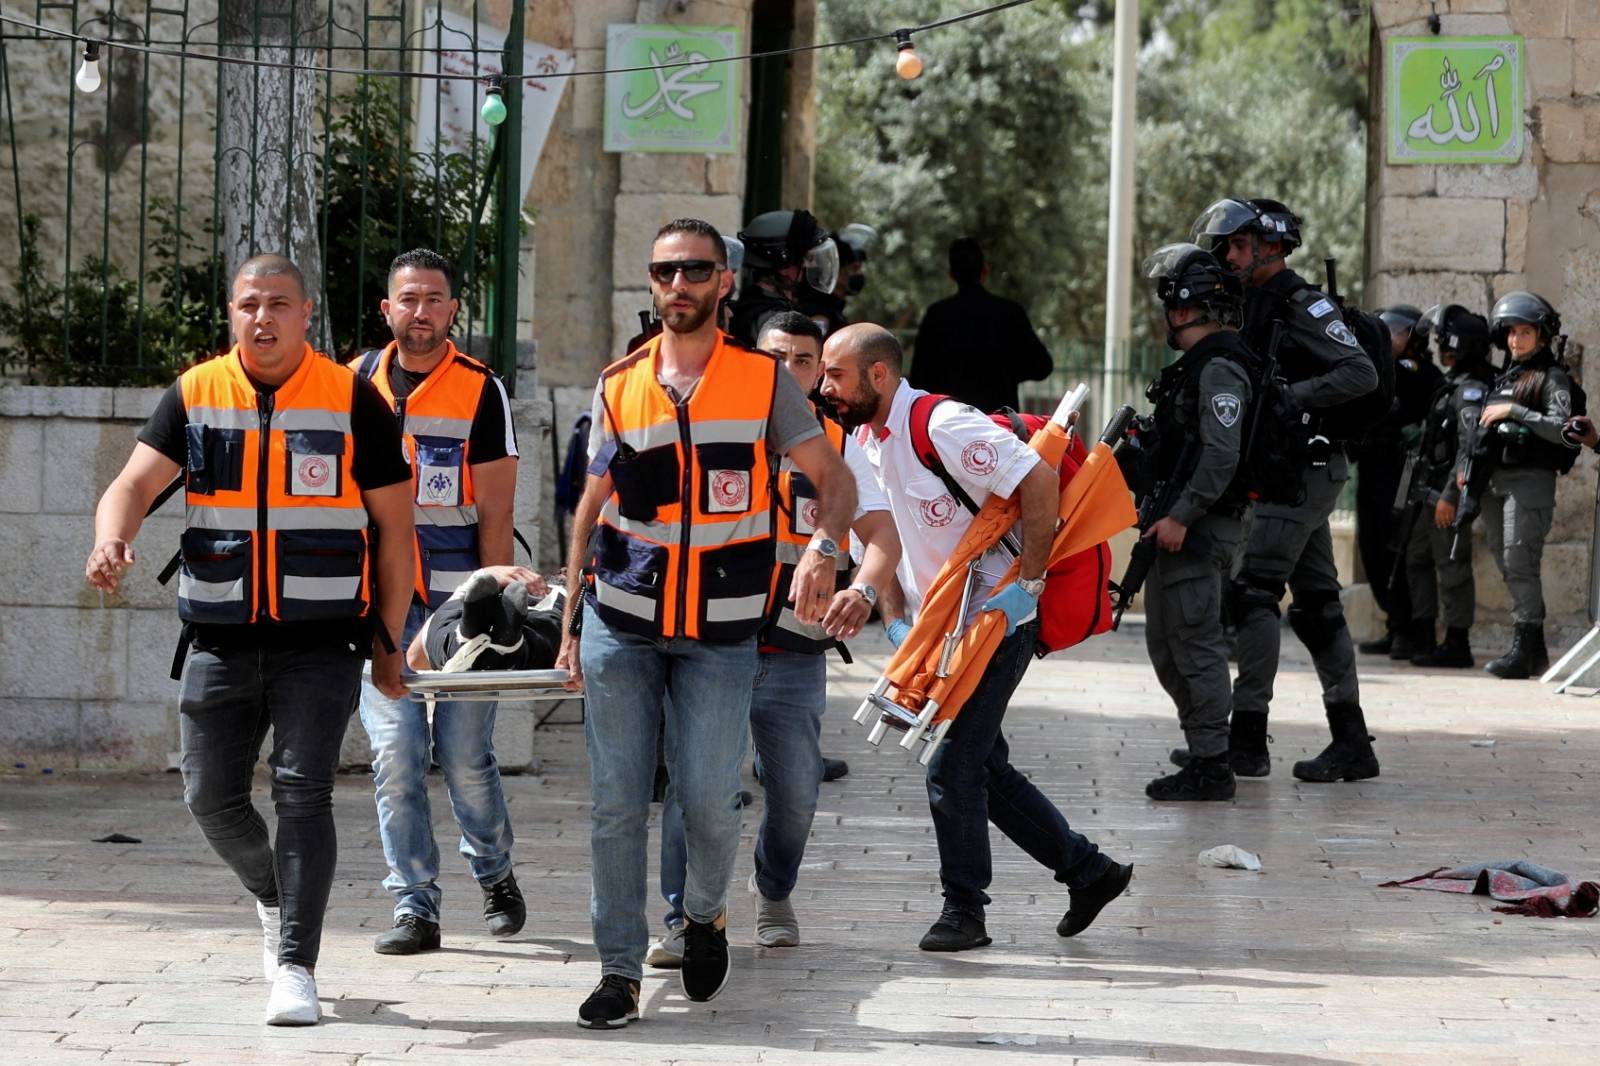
1292, 701, 1379, 782
1169, 712, 1270, 775
1395, 619, 1433, 661
1145, 754, 1236, 801
1527, 627, 1550, 675
1411, 626, 1473, 668
1485, 624, 1542, 679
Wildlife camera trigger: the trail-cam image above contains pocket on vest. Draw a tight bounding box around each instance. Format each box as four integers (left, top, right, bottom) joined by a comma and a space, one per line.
283, 429, 345, 499
697, 442, 756, 516
696, 537, 774, 640
589, 522, 666, 633
609, 443, 680, 522
419, 524, 480, 607
275, 529, 368, 621
178, 528, 253, 623
185, 425, 246, 496
413, 435, 465, 507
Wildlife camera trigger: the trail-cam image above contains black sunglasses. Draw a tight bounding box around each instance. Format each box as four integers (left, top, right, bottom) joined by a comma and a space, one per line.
648, 259, 720, 285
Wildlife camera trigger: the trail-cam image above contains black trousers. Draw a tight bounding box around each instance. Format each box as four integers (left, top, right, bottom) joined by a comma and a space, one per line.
1355, 453, 1412, 631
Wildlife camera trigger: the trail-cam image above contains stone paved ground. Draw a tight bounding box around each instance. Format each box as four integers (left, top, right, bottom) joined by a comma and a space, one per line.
3, 627, 1598, 1065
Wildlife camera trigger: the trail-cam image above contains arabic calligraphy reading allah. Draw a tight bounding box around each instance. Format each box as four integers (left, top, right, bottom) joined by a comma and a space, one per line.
621, 41, 719, 121
1407, 54, 1505, 146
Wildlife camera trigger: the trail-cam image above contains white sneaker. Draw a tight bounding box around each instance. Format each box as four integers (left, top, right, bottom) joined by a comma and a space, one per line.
264, 964, 321, 1026
256, 900, 280, 982
645, 924, 685, 968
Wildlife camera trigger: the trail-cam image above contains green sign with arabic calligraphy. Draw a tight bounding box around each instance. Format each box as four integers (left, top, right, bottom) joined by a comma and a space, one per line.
1388, 36, 1524, 165
604, 24, 741, 154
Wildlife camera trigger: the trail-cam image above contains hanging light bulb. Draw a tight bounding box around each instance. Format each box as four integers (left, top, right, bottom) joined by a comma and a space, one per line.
480, 80, 507, 126
894, 29, 922, 81
75, 40, 103, 94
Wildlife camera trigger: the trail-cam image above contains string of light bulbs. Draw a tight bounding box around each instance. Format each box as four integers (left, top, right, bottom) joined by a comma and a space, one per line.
2, 0, 1033, 126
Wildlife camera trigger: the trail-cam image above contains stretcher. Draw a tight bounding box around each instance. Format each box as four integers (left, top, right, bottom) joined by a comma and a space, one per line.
399, 667, 578, 704
852, 385, 1137, 765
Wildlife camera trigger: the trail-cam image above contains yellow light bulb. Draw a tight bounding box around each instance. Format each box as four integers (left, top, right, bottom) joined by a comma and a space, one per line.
896, 47, 923, 80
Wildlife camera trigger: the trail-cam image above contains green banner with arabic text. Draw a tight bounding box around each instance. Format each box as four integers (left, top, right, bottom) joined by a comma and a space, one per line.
603, 24, 741, 154
1387, 36, 1524, 165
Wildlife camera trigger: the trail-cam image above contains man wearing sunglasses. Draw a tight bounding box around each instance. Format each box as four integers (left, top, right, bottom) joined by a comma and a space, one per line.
557, 218, 856, 1030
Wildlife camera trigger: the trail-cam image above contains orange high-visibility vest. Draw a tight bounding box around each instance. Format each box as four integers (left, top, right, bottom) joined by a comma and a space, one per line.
177, 345, 371, 625
763, 408, 852, 654
353, 341, 492, 607
589, 333, 779, 641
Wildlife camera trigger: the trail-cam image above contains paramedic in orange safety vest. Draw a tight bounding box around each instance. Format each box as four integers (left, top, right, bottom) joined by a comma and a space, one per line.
84, 255, 416, 1027
349, 248, 528, 958
556, 218, 856, 1030
819, 322, 1132, 955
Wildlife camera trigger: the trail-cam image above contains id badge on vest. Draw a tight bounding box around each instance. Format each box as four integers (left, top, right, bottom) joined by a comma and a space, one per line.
284, 430, 344, 498
414, 436, 466, 508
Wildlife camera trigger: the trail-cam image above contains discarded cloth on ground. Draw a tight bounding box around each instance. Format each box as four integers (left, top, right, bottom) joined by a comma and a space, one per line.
1381, 860, 1600, 918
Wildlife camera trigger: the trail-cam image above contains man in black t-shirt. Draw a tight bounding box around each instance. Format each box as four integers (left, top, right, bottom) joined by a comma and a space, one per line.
85, 255, 415, 1027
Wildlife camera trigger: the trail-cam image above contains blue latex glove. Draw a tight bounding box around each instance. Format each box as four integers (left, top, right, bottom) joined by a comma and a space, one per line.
982, 583, 1040, 637
886, 618, 912, 649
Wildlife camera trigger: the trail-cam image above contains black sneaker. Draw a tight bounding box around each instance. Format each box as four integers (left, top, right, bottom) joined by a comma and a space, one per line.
680, 914, 731, 1002
577, 974, 640, 1030
1058, 861, 1133, 938
917, 906, 991, 952
373, 913, 441, 955
822, 756, 850, 782
481, 871, 526, 937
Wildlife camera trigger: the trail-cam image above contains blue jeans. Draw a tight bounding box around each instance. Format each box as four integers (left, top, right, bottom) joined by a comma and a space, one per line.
581, 605, 755, 981
925, 620, 1112, 915
358, 601, 514, 922
660, 649, 826, 925
179, 643, 362, 968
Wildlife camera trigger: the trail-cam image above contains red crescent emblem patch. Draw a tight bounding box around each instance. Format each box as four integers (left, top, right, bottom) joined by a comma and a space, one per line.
298, 456, 330, 488
961, 441, 998, 476
919, 495, 956, 528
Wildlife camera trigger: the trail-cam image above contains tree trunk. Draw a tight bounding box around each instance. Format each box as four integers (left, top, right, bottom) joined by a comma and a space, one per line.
218, 0, 327, 349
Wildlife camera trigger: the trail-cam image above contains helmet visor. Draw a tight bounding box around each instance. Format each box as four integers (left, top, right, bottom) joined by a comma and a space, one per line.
1141, 243, 1199, 280
804, 237, 840, 295
722, 235, 745, 275
1189, 199, 1256, 244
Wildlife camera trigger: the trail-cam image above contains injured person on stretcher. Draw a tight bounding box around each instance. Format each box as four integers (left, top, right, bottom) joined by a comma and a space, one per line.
407, 566, 565, 673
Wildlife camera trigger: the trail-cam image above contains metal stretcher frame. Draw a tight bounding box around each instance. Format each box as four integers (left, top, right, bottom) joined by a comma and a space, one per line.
365, 667, 585, 726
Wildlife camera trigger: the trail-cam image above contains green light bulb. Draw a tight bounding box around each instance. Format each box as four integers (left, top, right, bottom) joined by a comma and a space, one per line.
481, 90, 507, 127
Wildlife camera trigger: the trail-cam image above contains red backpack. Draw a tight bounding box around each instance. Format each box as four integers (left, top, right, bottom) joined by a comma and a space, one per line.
907, 394, 1114, 656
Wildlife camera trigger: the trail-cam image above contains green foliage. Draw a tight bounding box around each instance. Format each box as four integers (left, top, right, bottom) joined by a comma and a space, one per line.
0, 77, 495, 384
0, 205, 225, 387
319, 77, 495, 358
815, 0, 1369, 352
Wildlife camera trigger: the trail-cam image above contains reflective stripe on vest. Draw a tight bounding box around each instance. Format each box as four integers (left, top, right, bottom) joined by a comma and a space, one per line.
763, 412, 853, 654
177, 346, 371, 626
587, 332, 779, 641
353, 341, 492, 608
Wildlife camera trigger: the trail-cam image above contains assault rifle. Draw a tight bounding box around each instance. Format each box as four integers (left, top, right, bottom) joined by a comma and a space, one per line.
1108, 409, 1211, 631
1385, 448, 1440, 594
1451, 419, 1496, 561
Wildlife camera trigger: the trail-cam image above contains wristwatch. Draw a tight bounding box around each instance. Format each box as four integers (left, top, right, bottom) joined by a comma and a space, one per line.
807, 536, 840, 560
848, 581, 878, 607
1016, 576, 1047, 598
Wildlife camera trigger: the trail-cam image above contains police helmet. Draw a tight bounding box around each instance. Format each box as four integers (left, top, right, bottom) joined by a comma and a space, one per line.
722, 235, 745, 276
1142, 242, 1243, 323
738, 209, 839, 295
1435, 304, 1491, 366
1489, 290, 1561, 349
1189, 197, 1303, 256
1377, 304, 1423, 337
1415, 304, 1441, 348
836, 222, 878, 263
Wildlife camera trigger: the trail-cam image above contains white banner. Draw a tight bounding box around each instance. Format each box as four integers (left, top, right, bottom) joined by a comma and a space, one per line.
414, 5, 574, 205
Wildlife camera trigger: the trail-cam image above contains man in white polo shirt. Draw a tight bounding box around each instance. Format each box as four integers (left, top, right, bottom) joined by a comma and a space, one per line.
819, 322, 1132, 953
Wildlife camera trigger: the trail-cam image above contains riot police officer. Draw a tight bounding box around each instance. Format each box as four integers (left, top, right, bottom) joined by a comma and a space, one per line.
1188, 197, 1380, 783
1476, 291, 1584, 678
1403, 306, 1495, 668
1355, 305, 1443, 659
1136, 244, 1254, 802
729, 209, 839, 348
799, 223, 875, 337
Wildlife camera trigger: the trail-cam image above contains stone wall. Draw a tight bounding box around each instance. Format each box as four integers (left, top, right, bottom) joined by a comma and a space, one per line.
1365, 0, 1600, 643
0, 384, 555, 773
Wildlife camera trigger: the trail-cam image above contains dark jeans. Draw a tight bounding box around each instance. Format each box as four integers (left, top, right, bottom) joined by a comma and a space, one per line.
179, 644, 362, 968
924, 620, 1112, 915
